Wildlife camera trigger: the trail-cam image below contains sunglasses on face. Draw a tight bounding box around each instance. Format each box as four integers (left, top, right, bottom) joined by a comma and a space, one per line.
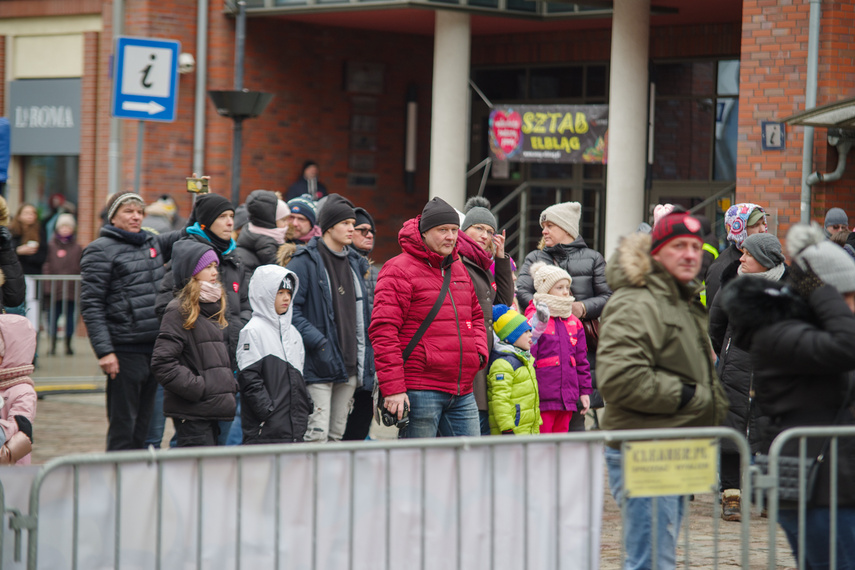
354, 227, 374, 236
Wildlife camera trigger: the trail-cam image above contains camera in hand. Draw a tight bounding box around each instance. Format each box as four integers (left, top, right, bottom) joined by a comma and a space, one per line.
381, 401, 409, 429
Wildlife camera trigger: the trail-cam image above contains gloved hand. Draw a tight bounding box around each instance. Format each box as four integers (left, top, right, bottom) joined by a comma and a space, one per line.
788, 261, 824, 299
536, 302, 550, 323
14, 416, 33, 443
0, 226, 12, 251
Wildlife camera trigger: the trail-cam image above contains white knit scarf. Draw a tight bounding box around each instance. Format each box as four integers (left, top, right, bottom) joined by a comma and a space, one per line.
737, 262, 785, 282
532, 292, 576, 319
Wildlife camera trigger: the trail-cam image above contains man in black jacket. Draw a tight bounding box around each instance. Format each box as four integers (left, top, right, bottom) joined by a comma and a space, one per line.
81, 193, 183, 450
288, 194, 374, 442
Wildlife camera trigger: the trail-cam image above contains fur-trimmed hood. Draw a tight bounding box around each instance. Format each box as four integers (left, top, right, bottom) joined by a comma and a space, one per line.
719, 276, 812, 351
605, 232, 653, 289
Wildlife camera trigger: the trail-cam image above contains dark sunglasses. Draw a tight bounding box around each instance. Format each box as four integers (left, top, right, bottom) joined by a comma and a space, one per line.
354, 227, 374, 236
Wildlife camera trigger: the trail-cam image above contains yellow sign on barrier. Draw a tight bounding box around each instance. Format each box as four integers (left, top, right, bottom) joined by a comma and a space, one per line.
623, 439, 718, 498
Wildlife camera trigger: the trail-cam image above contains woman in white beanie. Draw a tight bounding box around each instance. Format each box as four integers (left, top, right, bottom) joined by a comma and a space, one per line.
722, 223, 855, 563
516, 201, 612, 430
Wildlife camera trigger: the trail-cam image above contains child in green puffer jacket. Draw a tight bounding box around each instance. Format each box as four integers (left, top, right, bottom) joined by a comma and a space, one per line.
487, 305, 542, 435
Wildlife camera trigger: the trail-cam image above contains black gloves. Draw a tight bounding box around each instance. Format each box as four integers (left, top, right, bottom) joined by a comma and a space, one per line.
0, 226, 12, 251
678, 384, 696, 410
788, 261, 825, 299
14, 416, 33, 443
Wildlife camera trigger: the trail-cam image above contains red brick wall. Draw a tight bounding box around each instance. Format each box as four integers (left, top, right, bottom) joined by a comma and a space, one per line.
199, 6, 435, 262
737, 0, 855, 235
78, 31, 100, 244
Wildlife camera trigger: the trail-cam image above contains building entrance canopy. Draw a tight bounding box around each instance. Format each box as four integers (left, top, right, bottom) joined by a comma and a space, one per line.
780, 96, 855, 129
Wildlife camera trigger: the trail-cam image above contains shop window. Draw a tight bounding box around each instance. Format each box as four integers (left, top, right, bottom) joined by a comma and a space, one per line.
652, 98, 713, 180
472, 68, 527, 101
529, 66, 583, 99
22, 156, 79, 216
586, 65, 607, 99
654, 61, 716, 97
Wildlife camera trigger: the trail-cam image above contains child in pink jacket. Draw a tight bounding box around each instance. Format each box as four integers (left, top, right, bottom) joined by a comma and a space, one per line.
524, 262, 591, 433
0, 314, 37, 465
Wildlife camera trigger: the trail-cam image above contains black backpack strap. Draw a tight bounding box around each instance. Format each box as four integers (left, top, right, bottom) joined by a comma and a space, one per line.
402, 264, 453, 363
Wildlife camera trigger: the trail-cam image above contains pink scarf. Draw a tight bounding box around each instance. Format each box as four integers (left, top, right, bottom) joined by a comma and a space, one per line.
199, 281, 223, 303
248, 222, 289, 245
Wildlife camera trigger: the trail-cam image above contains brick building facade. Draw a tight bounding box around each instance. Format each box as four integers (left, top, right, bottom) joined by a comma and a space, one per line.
2, 0, 853, 262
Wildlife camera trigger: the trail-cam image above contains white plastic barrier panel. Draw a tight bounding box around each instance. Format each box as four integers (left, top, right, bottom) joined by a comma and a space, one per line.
28, 439, 603, 570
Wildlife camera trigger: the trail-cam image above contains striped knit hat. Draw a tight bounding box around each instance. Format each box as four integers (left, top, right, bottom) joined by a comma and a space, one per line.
492, 304, 531, 344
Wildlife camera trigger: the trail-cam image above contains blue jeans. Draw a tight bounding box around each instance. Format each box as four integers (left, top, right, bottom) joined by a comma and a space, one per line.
605, 447, 685, 570
778, 508, 855, 570
145, 384, 166, 448
400, 390, 480, 439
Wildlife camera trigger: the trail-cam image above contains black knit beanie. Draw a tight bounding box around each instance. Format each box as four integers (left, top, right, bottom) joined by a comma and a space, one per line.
354, 207, 375, 232
419, 197, 459, 233
193, 193, 233, 231
317, 194, 356, 233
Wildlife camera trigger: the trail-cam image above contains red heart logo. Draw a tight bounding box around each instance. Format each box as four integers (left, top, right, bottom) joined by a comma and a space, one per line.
232, 282, 239, 293
490, 110, 523, 158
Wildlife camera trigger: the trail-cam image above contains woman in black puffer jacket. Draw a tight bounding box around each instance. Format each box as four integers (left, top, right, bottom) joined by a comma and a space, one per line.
722, 224, 855, 566
516, 201, 611, 430
151, 240, 238, 447
708, 233, 787, 521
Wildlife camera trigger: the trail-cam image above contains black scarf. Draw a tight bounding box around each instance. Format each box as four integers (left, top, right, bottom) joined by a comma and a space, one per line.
107, 225, 149, 246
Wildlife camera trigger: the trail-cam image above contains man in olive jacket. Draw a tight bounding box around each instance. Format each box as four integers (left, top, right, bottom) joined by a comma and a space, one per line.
597, 210, 728, 570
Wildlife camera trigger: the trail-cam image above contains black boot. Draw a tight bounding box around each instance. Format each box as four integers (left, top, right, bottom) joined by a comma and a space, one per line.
50, 337, 57, 356
65, 336, 74, 356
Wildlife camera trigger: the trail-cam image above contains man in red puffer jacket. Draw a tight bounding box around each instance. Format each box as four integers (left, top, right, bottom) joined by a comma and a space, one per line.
369, 197, 488, 438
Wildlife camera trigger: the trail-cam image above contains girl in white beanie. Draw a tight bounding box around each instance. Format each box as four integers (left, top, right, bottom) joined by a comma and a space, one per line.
524, 262, 592, 433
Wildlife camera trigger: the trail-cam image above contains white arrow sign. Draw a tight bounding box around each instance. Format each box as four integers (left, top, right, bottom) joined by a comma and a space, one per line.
121, 100, 165, 115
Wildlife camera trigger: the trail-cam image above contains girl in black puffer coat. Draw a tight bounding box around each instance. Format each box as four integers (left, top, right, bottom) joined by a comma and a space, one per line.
151, 240, 238, 447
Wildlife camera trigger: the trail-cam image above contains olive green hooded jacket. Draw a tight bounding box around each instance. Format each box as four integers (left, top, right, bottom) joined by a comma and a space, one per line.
597, 233, 728, 443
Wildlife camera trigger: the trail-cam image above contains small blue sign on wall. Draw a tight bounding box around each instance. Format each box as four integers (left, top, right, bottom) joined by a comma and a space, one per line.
112, 36, 180, 122
761, 121, 786, 151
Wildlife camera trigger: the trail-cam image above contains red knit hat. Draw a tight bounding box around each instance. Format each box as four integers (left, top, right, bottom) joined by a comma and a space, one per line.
650, 212, 704, 255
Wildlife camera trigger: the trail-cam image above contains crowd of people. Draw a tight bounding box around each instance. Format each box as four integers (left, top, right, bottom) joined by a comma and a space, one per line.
1, 168, 854, 567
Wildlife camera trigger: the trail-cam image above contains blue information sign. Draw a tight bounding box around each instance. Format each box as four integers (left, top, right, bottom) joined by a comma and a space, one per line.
112, 36, 180, 122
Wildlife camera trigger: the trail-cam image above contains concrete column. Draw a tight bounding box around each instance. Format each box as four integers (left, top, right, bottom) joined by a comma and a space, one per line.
429, 10, 470, 210
603, 0, 650, 258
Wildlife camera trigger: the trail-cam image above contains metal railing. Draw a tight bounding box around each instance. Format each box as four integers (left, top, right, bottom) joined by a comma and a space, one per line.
0, 426, 760, 569
755, 425, 855, 570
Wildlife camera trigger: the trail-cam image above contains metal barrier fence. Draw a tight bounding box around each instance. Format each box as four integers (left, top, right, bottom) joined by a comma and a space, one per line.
756, 425, 855, 570
25, 275, 82, 342
0, 427, 756, 570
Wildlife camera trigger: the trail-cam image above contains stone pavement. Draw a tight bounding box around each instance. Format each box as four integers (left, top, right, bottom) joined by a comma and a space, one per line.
29, 340, 796, 569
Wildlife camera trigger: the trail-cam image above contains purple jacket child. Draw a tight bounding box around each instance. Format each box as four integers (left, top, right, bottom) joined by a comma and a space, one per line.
524, 302, 592, 412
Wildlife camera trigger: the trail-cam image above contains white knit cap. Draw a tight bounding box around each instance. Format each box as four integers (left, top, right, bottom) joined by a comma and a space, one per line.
530, 261, 572, 294
540, 201, 581, 240
788, 223, 855, 294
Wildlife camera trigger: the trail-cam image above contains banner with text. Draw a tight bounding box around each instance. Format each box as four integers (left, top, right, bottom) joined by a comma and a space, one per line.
489, 105, 608, 163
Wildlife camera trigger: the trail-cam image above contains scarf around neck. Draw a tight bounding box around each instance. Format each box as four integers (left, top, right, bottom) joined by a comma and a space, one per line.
0, 365, 35, 390
738, 262, 786, 282
532, 292, 576, 319
200, 281, 223, 303
247, 222, 289, 245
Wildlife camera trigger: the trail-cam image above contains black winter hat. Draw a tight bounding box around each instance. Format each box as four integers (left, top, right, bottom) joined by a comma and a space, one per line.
317, 194, 356, 233
192, 193, 233, 231
419, 197, 459, 233
353, 207, 375, 232
173, 240, 217, 289
246, 189, 278, 229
